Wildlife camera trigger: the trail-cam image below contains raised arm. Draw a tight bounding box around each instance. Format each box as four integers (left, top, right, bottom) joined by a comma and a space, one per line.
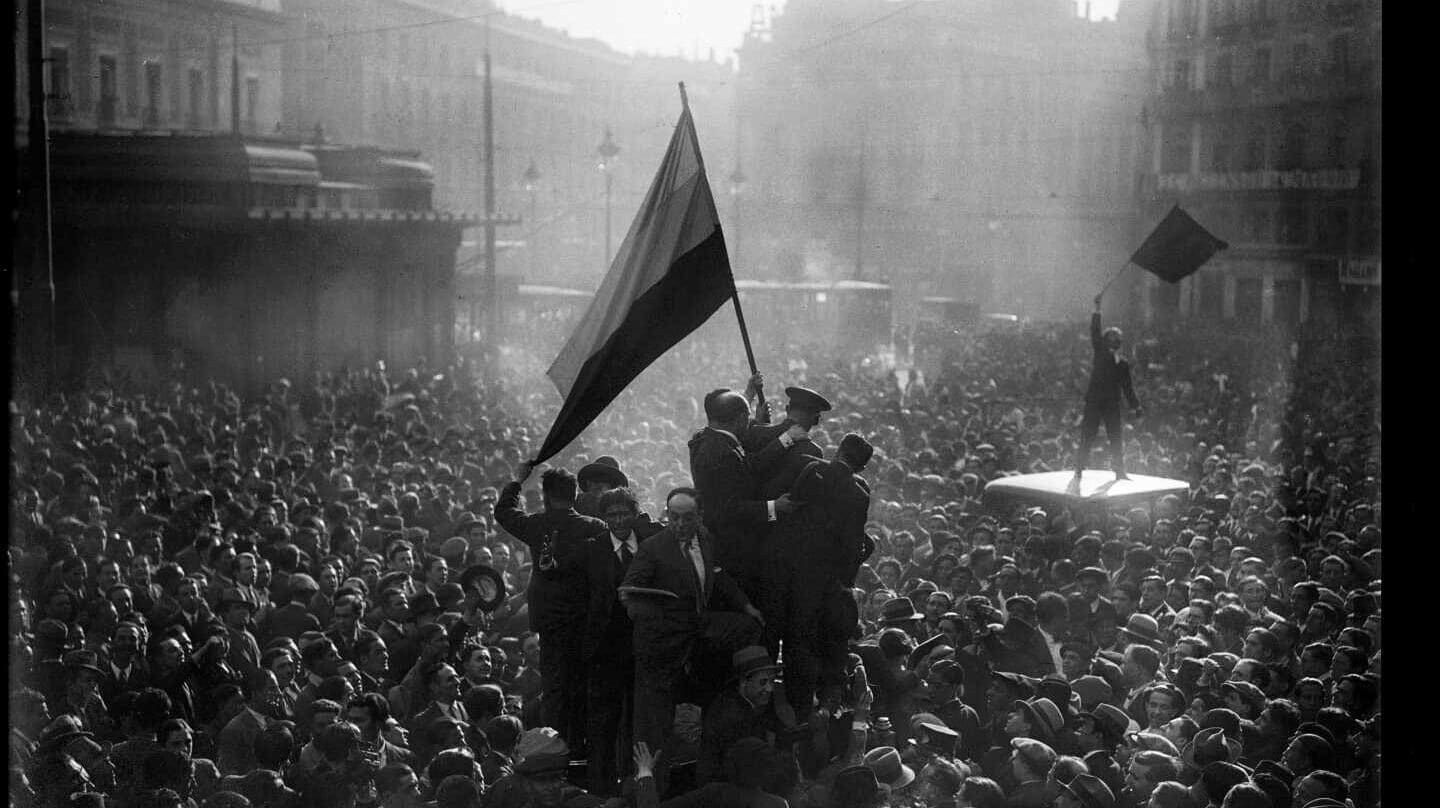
1091, 294, 1103, 350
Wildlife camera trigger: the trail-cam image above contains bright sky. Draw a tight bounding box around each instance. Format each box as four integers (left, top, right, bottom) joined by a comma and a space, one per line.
502, 0, 1123, 62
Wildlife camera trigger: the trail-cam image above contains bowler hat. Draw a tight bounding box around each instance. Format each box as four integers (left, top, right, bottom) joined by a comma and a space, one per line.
879, 596, 924, 624
730, 645, 783, 680
457, 564, 507, 611
784, 386, 833, 412
578, 457, 628, 490
1061, 773, 1117, 808
1117, 613, 1165, 648
861, 746, 915, 788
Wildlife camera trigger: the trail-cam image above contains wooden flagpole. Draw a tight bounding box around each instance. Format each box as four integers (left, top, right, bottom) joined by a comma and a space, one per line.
1100, 260, 1133, 296
681, 81, 760, 377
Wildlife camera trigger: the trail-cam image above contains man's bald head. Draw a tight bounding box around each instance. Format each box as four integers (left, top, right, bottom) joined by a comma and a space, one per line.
703, 389, 750, 429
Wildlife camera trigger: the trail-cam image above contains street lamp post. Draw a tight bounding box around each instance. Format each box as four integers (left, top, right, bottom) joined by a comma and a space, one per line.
728, 164, 747, 270
522, 159, 541, 278
597, 127, 620, 270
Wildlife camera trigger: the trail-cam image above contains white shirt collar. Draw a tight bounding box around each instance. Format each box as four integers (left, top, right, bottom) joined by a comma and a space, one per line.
611, 533, 635, 552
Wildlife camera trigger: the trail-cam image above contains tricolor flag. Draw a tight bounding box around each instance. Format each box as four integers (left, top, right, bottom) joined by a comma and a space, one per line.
533, 98, 735, 465
1129, 205, 1229, 283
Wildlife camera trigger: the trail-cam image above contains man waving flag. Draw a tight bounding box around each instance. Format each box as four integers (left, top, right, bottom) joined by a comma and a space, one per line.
533, 88, 737, 466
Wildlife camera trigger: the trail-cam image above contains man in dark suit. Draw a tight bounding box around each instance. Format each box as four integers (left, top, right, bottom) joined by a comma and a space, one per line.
554, 486, 663, 796
1075, 293, 1142, 480
741, 384, 830, 653
493, 466, 606, 751
781, 433, 874, 712
687, 387, 802, 604
621, 487, 764, 794
1067, 567, 1118, 650
98, 622, 151, 707
405, 661, 469, 762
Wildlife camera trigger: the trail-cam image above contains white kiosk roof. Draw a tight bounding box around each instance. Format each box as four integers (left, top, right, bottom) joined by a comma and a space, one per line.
983, 471, 1190, 510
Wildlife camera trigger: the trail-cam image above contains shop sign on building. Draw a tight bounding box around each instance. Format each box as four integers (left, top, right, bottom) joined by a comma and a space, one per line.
1339, 258, 1380, 286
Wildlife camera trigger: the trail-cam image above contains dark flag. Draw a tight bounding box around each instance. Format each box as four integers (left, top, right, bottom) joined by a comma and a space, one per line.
533, 100, 734, 465
1129, 204, 1229, 283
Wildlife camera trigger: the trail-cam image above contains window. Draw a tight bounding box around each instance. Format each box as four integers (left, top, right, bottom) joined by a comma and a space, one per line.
1251, 48, 1271, 83
1289, 42, 1311, 81
1318, 207, 1349, 250
246, 77, 259, 129
1171, 59, 1192, 89
48, 47, 72, 118
1162, 123, 1192, 173
188, 68, 204, 126
1280, 123, 1307, 170
1244, 125, 1267, 170
1210, 51, 1234, 87
145, 61, 163, 126
1279, 202, 1307, 245
98, 55, 118, 125
1328, 35, 1350, 77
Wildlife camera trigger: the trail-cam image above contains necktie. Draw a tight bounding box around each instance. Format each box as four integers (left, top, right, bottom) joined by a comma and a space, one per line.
684, 538, 706, 600
619, 540, 634, 567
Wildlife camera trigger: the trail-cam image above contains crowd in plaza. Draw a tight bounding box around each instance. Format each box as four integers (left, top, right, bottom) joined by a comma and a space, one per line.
9, 309, 1380, 808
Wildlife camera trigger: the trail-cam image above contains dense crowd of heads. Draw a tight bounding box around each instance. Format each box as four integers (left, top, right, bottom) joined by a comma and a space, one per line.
9, 314, 1379, 807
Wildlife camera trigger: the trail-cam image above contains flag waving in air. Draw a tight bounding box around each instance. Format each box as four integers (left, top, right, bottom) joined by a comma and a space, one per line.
1129, 204, 1229, 283
533, 94, 735, 466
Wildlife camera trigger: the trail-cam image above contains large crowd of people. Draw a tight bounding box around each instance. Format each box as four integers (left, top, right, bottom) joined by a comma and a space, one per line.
9, 307, 1380, 808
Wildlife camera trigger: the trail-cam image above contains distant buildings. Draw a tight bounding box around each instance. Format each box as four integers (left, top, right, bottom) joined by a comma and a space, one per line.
735, 0, 1153, 322
1132, 0, 1379, 332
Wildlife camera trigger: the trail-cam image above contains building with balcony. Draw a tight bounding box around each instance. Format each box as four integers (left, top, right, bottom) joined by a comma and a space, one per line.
734, 0, 1153, 323
15, 0, 287, 137
1132, 0, 1380, 332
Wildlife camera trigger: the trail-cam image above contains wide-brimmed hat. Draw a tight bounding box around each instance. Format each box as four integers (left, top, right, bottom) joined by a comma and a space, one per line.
38, 714, 94, 749
879, 596, 924, 624
218, 587, 258, 612
1080, 703, 1131, 745
833, 765, 881, 802
861, 746, 915, 789
63, 649, 104, 675
577, 457, 628, 490
1061, 773, 1117, 808
730, 646, 782, 680
514, 728, 570, 775
1015, 697, 1065, 741
1183, 726, 1244, 769
1116, 613, 1165, 648
457, 564, 507, 611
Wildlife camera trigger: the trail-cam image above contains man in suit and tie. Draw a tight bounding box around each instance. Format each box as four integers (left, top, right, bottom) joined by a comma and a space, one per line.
217, 670, 282, 775
99, 621, 151, 706
687, 387, 803, 606
405, 660, 469, 762
621, 487, 765, 795
555, 486, 663, 796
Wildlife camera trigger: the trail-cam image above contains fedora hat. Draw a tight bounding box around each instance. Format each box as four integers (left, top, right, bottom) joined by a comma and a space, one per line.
879, 596, 924, 624
861, 746, 915, 789
577, 457, 628, 490
38, 714, 93, 749
63, 649, 104, 676
833, 765, 881, 802
1016, 697, 1065, 741
1082, 703, 1132, 745
1061, 773, 1117, 808
730, 646, 782, 680
457, 564, 507, 612
1116, 613, 1165, 648
1183, 726, 1244, 769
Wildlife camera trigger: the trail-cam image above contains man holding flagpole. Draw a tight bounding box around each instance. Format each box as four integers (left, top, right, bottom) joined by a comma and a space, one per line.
1074, 293, 1142, 481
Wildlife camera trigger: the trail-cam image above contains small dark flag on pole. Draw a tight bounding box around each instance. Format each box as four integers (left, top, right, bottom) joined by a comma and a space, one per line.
531, 96, 735, 466
1129, 204, 1229, 283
